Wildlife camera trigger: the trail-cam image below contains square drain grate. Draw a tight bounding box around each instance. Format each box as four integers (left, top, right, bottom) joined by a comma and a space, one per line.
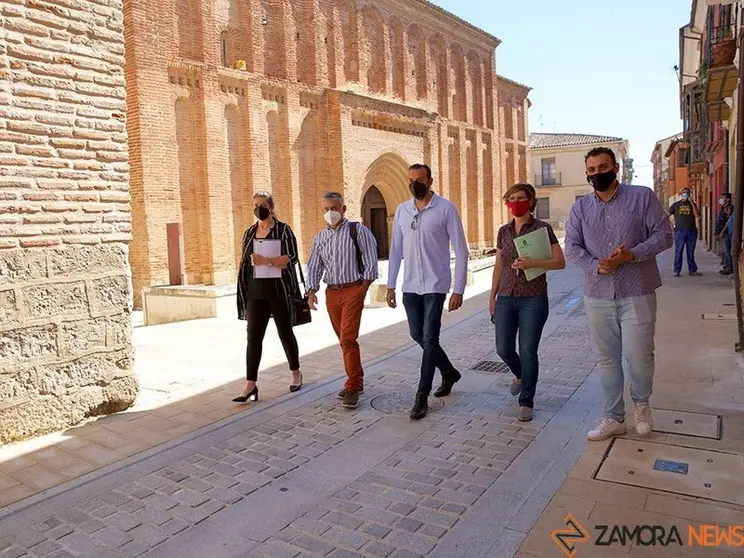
595, 438, 744, 505
471, 360, 511, 374
652, 409, 721, 440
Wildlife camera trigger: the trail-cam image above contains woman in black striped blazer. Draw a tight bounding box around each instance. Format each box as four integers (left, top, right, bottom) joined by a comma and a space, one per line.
234, 191, 302, 402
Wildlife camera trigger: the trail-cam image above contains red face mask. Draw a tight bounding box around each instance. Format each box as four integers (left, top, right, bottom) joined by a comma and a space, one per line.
507, 199, 531, 218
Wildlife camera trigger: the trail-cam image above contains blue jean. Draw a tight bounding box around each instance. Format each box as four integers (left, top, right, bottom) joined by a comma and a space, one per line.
494, 295, 549, 408
584, 294, 657, 422
402, 293, 457, 395
674, 228, 698, 273
723, 231, 733, 269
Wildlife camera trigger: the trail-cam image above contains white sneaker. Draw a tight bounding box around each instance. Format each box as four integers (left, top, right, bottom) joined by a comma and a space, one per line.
634, 403, 653, 437
587, 418, 627, 441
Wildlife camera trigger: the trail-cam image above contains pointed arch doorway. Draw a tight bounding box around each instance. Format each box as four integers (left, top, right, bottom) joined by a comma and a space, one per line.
362, 185, 389, 259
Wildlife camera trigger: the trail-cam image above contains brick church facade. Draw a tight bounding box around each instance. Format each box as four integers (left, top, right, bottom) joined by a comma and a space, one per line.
124, 0, 531, 305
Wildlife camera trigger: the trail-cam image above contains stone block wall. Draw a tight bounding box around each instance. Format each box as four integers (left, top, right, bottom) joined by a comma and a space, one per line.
0, 0, 136, 443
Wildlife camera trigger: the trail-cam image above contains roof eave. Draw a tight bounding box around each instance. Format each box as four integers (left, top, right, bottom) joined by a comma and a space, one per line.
496, 74, 532, 92
530, 138, 628, 151
414, 0, 501, 47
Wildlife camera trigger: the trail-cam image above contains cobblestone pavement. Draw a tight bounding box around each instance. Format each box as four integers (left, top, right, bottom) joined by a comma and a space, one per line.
0, 266, 598, 557
0, 268, 497, 510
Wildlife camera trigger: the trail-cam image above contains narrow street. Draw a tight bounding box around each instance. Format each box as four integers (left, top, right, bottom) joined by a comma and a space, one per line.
0, 251, 740, 557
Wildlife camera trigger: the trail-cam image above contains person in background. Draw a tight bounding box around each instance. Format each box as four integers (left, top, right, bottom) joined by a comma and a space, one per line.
306, 192, 378, 410
715, 192, 733, 275
489, 183, 565, 422
386, 163, 468, 421
234, 191, 302, 403
669, 187, 702, 277
565, 147, 673, 442
724, 204, 736, 276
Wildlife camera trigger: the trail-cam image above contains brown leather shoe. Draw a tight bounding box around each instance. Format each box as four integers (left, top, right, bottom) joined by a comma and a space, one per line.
342, 391, 360, 409
338, 387, 363, 399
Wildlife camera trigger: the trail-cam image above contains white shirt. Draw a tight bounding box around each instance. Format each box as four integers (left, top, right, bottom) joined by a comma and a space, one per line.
387, 193, 469, 295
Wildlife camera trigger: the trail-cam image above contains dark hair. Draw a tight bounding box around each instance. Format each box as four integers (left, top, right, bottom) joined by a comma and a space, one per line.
409, 163, 432, 182
584, 147, 617, 167
722, 192, 732, 199
503, 183, 537, 212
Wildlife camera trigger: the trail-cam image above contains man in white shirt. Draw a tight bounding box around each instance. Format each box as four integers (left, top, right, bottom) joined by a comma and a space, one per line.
386, 163, 469, 420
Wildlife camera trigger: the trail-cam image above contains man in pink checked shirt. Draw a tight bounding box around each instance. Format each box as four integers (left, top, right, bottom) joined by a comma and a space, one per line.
565, 147, 673, 442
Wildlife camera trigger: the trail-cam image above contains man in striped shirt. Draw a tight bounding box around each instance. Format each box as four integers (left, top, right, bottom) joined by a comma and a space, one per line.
307, 192, 379, 409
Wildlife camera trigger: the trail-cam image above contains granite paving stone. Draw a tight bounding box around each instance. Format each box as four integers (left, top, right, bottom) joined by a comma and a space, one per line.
0, 270, 603, 558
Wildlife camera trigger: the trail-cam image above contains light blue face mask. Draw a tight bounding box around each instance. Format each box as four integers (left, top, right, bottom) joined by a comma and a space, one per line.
681, 193, 689, 201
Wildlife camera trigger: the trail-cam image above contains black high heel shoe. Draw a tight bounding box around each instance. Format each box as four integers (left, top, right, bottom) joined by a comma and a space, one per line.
289, 373, 303, 393
232, 386, 259, 403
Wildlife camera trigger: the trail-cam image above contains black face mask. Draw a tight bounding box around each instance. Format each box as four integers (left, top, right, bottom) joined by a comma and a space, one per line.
254, 206, 271, 221
587, 170, 617, 192
410, 180, 430, 200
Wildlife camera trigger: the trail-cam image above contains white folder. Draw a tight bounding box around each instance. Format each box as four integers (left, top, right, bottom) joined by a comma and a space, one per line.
253, 239, 282, 279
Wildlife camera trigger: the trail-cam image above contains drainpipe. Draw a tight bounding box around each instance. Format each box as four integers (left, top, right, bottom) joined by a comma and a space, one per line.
733, 6, 744, 352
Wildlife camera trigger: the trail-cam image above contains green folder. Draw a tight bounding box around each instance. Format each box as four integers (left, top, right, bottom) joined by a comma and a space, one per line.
513, 227, 551, 281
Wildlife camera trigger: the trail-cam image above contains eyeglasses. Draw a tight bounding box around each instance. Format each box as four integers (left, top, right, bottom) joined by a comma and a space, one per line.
411, 214, 419, 231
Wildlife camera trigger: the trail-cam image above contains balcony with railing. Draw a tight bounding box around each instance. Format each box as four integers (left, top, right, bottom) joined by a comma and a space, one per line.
534, 172, 562, 187
704, 22, 738, 120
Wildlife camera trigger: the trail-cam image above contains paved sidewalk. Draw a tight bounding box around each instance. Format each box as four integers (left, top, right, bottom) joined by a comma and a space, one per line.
0, 266, 596, 557
0, 268, 495, 509
516, 250, 744, 557
2, 251, 740, 558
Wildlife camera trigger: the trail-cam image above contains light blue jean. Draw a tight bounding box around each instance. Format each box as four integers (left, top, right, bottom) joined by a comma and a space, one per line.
584, 294, 657, 422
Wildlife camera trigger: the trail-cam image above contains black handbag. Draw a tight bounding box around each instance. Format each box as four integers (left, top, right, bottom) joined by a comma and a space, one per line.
290, 262, 312, 327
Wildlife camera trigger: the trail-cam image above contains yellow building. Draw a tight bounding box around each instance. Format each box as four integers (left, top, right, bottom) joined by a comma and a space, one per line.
529, 133, 631, 231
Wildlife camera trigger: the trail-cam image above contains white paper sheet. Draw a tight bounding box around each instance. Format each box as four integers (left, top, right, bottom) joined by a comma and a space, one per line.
253, 239, 282, 279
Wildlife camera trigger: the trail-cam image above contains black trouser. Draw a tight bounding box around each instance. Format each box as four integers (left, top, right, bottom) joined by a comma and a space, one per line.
402, 293, 458, 395
245, 297, 300, 381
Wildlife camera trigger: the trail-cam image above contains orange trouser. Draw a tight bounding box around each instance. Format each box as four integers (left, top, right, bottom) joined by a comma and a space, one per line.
326, 283, 366, 392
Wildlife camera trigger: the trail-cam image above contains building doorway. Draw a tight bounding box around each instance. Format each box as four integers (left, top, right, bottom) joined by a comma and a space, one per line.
362, 185, 389, 259
166, 222, 184, 285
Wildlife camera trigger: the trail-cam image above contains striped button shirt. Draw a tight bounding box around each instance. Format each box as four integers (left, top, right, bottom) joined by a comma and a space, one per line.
565, 184, 674, 300
306, 220, 379, 291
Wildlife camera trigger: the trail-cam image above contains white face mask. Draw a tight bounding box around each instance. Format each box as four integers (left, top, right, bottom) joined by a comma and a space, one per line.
324, 210, 342, 226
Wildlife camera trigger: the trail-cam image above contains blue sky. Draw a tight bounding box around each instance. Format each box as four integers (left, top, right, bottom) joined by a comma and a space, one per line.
431, 0, 692, 185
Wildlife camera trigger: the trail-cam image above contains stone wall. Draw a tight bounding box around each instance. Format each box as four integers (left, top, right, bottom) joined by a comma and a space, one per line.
0, 0, 136, 443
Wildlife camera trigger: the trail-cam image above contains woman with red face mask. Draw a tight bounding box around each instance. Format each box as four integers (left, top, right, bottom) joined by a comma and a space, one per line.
489, 183, 565, 422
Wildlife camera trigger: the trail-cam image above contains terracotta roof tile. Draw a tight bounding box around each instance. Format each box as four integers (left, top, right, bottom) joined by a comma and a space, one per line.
529, 133, 625, 149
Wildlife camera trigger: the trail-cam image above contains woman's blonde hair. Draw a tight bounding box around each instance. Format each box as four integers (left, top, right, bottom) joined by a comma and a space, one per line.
253, 190, 276, 216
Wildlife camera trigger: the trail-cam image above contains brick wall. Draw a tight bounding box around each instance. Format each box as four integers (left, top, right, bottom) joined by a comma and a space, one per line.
126, 0, 530, 306
0, 0, 136, 443
496, 75, 531, 227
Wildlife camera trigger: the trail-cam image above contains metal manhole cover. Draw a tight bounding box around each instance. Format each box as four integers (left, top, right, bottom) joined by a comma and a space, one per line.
369, 393, 444, 415
471, 360, 511, 374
